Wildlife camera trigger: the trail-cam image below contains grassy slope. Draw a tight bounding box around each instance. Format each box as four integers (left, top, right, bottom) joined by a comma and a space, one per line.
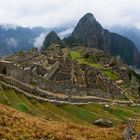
1, 85, 140, 139
1, 85, 140, 126
0, 104, 125, 140
102, 69, 119, 80
69, 51, 102, 68
0, 85, 10, 104
4, 89, 30, 113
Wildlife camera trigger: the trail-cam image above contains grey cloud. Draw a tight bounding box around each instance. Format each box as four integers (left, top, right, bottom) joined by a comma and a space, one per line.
33, 32, 47, 49
1, 24, 17, 30
5, 38, 18, 47
58, 28, 74, 39
0, 0, 139, 28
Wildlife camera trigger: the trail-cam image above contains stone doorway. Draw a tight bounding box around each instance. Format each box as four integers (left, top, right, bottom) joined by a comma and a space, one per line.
2, 67, 7, 75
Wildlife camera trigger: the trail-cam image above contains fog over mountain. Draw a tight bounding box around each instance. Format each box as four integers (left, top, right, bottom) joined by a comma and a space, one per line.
0, 0, 140, 56
0, 0, 140, 29
1, 23, 140, 57
0, 25, 72, 56
0, 25, 46, 56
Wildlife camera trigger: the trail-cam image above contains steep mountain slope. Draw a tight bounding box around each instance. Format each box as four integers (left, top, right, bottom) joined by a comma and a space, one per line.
0, 103, 126, 140
65, 13, 140, 68
109, 26, 140, 51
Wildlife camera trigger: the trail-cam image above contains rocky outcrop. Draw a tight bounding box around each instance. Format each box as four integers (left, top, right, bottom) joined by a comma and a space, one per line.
123, 120, 136, 140
93, 119, 113, 127
66, 13, 140, 68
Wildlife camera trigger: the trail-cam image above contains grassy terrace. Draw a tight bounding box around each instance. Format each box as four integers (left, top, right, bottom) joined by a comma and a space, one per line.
102, 69, 119, 80
69, 51, 102, 68
1, 85, 140, 127
69, 50, 119, 80
1, 85, 140, 139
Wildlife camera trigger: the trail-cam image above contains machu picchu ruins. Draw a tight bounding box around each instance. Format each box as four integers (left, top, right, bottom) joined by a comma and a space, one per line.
0, 43, 140, 106
1, 10, 140, 140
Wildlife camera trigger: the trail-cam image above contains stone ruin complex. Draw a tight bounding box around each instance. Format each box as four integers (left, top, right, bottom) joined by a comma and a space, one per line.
0, 46, 133, 105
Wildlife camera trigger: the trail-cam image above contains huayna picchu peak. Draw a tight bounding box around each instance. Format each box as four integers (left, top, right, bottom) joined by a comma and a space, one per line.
1, 12, 140, 140
65, 13, 140, 68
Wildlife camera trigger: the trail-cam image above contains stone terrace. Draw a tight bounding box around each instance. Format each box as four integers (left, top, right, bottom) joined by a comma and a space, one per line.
0, 47, 131, 103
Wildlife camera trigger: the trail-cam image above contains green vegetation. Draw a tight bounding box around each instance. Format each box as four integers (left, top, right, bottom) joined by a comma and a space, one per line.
69, 51, 81, 59
0, 85, 9, 104
1, 85, 140, 127
69, 51, 102, 68
59, 104, 97, 122
78, 58, 102, 68
68, 50, 122, 80
102, 69, 119, 80
0, 104, 124, 140
4, 89, 30, 113
40, 101, 89, 125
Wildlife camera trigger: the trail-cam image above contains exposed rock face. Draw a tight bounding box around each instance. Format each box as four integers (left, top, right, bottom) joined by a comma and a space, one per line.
72, 13, 105, 50
67, 13, 140, 67
42, 31, 61, 50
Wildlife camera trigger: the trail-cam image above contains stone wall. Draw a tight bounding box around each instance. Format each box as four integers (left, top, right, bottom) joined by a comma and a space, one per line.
44, 61, 60, 80
0, 60, 13, 75
0, 74, 132, 105
12, 51, 39, 63
32, 64, 48, 76
0, 52, 128, 101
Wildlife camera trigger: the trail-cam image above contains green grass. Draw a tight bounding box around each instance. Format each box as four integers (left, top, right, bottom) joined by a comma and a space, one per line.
0, 85, 10, 104
80, 104, 123, 124
102, 69, 119, 80
40, 101, 91, 125
17, 93, 47, 116
4, 89, 30, 113
77, 58, 102, 68
59, 104, 97, 122
69, 51, 81, 59
69, 51, 102, 68
30, 100, 63, 121
108, 106, 134, 121
2, 86, 140, 127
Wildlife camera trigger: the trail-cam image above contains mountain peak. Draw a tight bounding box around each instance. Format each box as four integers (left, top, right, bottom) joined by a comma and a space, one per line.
42, 31, 61, 50
82, 13, 96, 21
48, 31, 58, 36
71, 13, 104, 50
79, 13, 96, 25
67, 13, 140, 67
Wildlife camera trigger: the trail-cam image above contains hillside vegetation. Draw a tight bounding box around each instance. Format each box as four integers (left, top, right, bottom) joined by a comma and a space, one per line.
0, 104, 126, 140
1, 85, 140, 139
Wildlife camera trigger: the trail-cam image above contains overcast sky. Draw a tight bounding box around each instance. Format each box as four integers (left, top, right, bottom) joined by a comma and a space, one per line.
0, 0, 140, 28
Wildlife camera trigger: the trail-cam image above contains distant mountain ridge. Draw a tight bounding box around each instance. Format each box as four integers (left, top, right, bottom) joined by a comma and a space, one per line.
109, 26, 140, 51
63, 13, 140, 68
0, 25, 69, 56
0, 25, 46, 56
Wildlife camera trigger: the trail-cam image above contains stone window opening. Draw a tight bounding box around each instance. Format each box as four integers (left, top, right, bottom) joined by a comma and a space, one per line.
2, 67, 7, 75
